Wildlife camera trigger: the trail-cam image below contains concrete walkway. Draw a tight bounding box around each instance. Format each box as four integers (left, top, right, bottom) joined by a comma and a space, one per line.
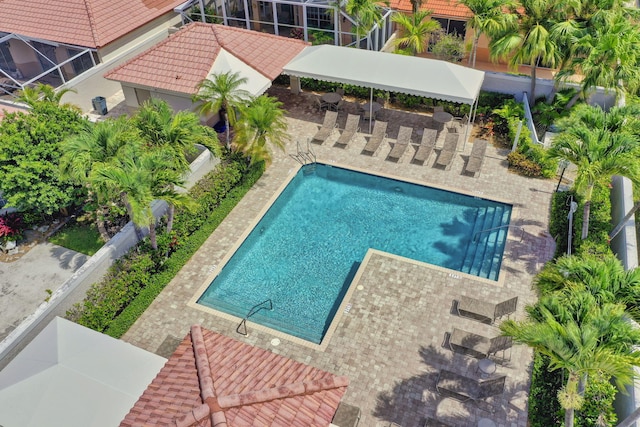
0, 242, 87, 341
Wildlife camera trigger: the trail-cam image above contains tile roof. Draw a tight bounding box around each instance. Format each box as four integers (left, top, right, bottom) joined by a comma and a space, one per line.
389, 0, 473, 19
0, 0, 185, 48
120, 325, 349, 427
104, 23, 309, 95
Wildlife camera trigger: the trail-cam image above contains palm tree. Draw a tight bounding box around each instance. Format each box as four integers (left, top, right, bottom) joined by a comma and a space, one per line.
459, 0, 516, 68
91, 145, 190, 250
391, 10, 440, 55
568, 14, 640, 107
501, 293, 640, 427
489, 0, 563, 106
548, 111, 640, 239
16, 83, 77, 108
60, 117, 137, 241
132, 99, 206, 233
535, 253, 640, 320
345, 0, 387, 49
192, 72, 252, 149
233, 95, 288, 165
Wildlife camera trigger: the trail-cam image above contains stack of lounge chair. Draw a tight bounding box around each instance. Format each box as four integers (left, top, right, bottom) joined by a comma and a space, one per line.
386, 126, 412, 162
464, 139, 488, 177
447, 327, 513, 360
334, 114, 361, 148
361, 121, 388, 156
436, 370, 506, 404
412, 128, 437, 164
456, 295, 518, 324
311, 110, 338, 144
434, 133, 459, 170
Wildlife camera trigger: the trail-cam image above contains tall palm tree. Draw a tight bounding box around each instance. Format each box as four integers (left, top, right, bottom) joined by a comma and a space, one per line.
132, 99, 204, 233
391, 10, 440, 55
489, 0, 563, 105
548, 112, 640, 239
501, 293, 640, 427
459, 0, 516, 68
233, 95, 288, 165
345, 0, 387, 49
192, 72, 251, 149
60, 117, 136, 241
16, 83, 77, 108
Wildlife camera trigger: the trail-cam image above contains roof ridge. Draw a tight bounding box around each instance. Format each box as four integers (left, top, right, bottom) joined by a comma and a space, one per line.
81, 0, 101, 48
214, 376, 351, 408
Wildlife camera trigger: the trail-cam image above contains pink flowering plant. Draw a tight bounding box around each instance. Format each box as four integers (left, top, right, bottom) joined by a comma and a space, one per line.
0, 212, 23, 244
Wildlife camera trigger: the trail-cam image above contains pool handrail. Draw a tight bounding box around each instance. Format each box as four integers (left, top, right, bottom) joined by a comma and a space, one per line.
236, 299, 273, 336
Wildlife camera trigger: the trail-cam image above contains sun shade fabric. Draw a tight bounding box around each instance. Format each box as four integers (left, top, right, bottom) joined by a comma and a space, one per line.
283, 45, 485, 105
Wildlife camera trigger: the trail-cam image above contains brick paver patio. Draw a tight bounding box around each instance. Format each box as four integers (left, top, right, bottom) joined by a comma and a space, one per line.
122, 87, 555, 427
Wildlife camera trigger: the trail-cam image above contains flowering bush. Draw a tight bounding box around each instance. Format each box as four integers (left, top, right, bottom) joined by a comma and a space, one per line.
0, 212, 23, 243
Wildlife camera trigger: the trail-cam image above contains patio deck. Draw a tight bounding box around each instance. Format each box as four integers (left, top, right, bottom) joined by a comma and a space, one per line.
121, 86, 555, 427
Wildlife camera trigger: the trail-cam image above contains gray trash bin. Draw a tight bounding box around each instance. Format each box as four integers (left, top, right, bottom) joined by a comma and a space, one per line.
92, 96, 108, 115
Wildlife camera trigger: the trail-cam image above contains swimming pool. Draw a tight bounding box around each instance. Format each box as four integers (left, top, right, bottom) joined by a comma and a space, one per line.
198, 164, 512, 344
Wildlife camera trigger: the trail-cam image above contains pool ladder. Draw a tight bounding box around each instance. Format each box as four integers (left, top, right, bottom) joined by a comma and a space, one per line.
236, 299, 273, 336
290, 139, 316, 165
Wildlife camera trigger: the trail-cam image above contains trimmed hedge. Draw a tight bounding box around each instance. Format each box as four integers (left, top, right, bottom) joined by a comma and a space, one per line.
66, 158, 265, 338
529, 352, 563, 427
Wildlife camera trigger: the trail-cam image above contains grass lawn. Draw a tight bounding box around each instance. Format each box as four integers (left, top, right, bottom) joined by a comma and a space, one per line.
49, 222, 104, 255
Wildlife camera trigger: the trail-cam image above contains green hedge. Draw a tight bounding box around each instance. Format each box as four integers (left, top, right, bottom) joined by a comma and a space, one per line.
66, 158, 265, 338
529, 352, 563, 427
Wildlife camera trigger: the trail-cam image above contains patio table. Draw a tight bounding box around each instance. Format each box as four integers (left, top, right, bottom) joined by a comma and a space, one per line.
433, 111, 453, 131
322, 92, 342, 105
361, 101, 382, 120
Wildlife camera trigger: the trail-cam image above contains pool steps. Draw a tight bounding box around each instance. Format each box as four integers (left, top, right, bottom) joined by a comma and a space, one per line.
460, 205, 510, 280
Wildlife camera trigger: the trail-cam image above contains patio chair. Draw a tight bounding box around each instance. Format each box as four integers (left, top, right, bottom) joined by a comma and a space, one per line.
433, 106, 444, 113
455, 295, 518, 324
465, 139, 488, 177
335, 114, 361, 148
447, 327, 513, 360
314, 96, 328, 112
332, 98, 345, 112
436, 369, 506, 404
311, 110, 339, 144
361, 120, 388, 155
412, 128, 437, 164
434, 133, 459, 170
336, 87, 345, 96
386, 126, 412, 162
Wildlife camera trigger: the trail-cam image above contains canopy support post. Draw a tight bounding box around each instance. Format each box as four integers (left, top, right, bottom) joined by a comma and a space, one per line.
464, 96, 479, 151
369, 88, 374, 133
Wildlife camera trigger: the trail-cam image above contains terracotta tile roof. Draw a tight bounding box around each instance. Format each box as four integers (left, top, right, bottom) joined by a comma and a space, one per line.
0, 0, 185, 48
389, 0, 473, 19
104, 23, 309, 95
120, 325, 349, 427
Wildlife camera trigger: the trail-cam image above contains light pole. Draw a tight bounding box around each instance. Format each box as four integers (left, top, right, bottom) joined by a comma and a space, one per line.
555, 160, 570, 192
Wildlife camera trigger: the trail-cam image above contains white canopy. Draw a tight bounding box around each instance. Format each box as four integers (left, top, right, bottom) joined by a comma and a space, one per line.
283, 45, 485, 106
0, 317, 166, 427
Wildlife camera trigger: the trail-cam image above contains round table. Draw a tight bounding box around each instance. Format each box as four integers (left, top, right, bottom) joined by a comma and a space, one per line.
362, 102, 382, 113
433, 111, 454, 124
322, 92, 342, 104
478, 418, 497, 427
477, 358, 496, 377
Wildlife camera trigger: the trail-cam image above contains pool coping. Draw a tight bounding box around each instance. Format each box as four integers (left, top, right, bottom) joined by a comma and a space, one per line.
188, 160, 518, 351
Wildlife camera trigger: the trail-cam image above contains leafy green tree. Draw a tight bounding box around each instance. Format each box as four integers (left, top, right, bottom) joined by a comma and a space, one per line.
345, 0, 388, 48
489, 0, 562, 105
233, 96, 288, 165
460, 0, 516, 67
430, 31, 466, 62
501, 293, 640, 427
60, 117, 138, 240
0, 102, 86, 217
391, 10, 440, 55
549, 107, 640, 239
192, 72, 252, 149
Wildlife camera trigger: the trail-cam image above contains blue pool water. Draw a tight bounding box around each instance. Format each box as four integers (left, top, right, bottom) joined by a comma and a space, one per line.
198, 164, 512, 343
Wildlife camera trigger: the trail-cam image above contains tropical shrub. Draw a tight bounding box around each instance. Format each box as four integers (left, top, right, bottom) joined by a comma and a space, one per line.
529, 352, 563, 427
506, 151, 542, 176
0, 212, 23, 243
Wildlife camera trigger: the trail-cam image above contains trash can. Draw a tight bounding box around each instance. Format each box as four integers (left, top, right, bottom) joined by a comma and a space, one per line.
92, 96, 108, 115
